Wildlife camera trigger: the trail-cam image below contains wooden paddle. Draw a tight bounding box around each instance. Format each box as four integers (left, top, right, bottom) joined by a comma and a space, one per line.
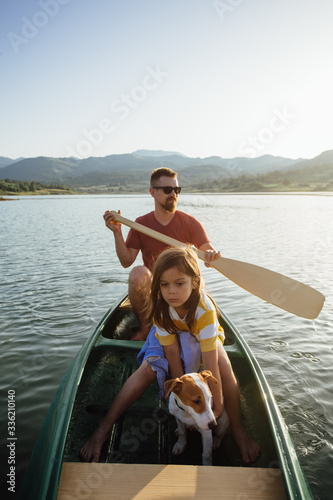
109, 211, 325, 319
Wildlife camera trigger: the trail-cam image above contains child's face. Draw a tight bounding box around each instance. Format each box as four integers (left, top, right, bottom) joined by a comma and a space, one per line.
159, 266, 195, 316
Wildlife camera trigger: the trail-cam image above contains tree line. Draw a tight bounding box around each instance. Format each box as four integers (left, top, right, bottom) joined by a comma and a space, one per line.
0, 178, 73, 193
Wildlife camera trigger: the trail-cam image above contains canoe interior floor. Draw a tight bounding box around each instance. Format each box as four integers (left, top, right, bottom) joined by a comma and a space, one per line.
64, 310, 279, 469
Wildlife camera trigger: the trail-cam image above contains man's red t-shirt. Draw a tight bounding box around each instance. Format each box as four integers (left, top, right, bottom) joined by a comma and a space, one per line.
125, 210, 210, 271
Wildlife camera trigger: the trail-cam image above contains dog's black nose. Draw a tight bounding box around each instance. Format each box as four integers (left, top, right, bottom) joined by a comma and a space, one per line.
208, 420, 217, 430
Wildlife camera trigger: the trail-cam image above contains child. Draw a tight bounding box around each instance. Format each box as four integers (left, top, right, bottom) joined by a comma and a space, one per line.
139, 246, 225, 418
80, 247, 259, 464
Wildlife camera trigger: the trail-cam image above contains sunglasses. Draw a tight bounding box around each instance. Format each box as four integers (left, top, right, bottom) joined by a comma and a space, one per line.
152, 186, 182, 195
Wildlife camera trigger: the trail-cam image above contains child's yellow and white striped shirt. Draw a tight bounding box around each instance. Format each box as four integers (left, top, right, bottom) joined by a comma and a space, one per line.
154, 291, 224, 352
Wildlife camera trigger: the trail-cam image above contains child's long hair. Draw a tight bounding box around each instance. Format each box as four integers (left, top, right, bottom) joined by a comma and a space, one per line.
146, 246, 202, 334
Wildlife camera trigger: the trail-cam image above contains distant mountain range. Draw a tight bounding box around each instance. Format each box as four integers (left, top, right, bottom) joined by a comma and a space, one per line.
0, 156, 24, 168
1, 149, 332, 189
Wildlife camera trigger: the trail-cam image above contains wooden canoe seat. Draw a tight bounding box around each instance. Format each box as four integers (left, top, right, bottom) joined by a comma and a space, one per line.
57, 463, 287, 499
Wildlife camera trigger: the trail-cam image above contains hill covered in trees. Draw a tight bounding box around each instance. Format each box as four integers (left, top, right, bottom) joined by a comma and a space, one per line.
0, 178, 75, 195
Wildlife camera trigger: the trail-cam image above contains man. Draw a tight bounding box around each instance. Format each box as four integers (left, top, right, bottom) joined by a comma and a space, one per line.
80, 168, 260, 464
103, 167, 220, 340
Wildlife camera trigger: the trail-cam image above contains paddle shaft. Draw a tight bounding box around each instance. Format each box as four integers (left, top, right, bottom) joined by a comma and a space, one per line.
110, 211, 325, 319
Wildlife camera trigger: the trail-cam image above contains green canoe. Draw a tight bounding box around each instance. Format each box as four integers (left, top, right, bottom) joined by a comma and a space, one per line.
20, 294, 313, 500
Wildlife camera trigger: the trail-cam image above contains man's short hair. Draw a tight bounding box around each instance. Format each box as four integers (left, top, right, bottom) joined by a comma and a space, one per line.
150, 168, 177, 186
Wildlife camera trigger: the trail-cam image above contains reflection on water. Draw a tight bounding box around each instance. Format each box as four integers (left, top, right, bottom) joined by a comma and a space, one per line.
0, 193, 332, 499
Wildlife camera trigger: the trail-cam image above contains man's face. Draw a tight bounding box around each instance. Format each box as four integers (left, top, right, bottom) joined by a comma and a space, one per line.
150, 176, 180, 213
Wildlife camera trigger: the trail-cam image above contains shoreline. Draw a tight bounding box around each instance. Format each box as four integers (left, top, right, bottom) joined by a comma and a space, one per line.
2, 190, 332, 198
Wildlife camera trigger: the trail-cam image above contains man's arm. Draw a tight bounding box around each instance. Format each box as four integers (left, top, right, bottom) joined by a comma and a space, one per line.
113, 231, 139, 268
104, 210, 139, 268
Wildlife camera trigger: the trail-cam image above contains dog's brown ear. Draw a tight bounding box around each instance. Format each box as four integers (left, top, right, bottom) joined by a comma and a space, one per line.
164, 378, 183, 398
199, 370, 218, 385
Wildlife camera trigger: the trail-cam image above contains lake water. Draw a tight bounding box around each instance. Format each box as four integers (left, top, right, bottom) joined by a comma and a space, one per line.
1, 193, 332, 499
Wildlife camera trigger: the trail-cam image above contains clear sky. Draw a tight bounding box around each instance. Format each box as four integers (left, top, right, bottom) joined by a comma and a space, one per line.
1, 0, 332, 160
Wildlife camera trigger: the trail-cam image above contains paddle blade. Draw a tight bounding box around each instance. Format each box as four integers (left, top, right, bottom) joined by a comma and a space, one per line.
208, 256, 325, 319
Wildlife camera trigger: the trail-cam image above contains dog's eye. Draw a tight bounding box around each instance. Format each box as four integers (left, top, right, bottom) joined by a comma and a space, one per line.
193, 399, 201, 405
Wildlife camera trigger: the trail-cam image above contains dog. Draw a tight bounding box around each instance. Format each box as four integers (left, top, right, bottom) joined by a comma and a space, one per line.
164, 370, 229, 466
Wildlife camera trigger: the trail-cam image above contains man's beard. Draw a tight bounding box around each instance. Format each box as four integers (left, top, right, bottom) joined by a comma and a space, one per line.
161, 196, 177, 212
